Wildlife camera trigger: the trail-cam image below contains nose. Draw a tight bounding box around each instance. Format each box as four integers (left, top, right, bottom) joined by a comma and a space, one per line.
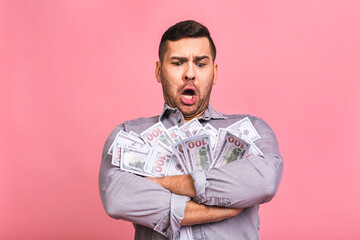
184, 64, 195, 81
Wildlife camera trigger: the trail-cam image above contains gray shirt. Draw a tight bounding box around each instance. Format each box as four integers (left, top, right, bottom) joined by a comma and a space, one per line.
99, 104, 283, 240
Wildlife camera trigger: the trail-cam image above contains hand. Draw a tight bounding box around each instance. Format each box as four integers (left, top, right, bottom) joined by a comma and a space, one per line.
227, 207, 243, 218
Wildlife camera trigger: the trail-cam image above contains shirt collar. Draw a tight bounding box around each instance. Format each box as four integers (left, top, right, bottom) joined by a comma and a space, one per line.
159, 103, 228, 122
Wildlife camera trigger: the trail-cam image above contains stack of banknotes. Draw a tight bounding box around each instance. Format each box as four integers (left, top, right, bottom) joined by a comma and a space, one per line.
108, 117, 263, 177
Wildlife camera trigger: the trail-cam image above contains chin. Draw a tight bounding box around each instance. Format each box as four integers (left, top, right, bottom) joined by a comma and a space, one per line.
178, 105, 198, 116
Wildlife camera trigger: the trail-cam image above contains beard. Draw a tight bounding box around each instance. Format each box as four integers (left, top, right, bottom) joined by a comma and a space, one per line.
160, 74, 214, 119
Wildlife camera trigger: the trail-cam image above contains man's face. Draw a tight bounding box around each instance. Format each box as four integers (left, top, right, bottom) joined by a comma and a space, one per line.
156, 37, 218, 121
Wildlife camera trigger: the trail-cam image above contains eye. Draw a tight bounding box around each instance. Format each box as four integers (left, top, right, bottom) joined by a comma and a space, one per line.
172, 62, 183, 66
196, 63, 205, 68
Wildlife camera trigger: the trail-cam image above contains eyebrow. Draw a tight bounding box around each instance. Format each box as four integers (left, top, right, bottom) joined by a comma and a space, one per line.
170, 55, 210, 61
194, 55, 210, 61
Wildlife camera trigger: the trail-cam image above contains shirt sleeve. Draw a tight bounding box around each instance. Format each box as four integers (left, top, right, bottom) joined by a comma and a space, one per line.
189, 117, 283, 208
99, 124, 190, 239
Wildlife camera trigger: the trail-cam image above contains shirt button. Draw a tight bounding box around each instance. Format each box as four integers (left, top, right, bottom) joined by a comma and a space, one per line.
162, 229, 166, 233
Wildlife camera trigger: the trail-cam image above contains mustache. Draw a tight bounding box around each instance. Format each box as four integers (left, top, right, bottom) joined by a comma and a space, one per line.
180, 83, 197, 93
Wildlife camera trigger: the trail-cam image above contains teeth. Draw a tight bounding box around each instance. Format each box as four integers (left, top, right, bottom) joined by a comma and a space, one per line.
184, 95, 193, 100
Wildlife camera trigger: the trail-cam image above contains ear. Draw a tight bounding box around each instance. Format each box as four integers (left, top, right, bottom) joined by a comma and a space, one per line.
213, 63, 218, 85
155, 61, 162, 83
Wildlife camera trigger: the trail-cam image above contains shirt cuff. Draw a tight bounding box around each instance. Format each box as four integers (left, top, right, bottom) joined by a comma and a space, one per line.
190, 170, 231, 206
189, 170, 208, 203
153, 193, 190, 239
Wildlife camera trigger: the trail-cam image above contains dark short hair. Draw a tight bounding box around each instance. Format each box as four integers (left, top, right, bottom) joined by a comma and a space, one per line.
158, 20, 216, 62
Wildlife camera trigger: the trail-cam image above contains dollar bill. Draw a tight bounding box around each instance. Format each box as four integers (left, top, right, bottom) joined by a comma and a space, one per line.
212, 132, 250, 168
167, 125, 182, 143
172, 141, 190, 174
213, 128, 242, 159
165, 154, 186, 176
128, 131, 146, 144
197, 128, 217, 153
245, 143, 263, 158
108, 131, 128, 155
196, 128, 208, 136
183, 134, 212, 171
204, 123, 217, 136
179, 118, 204, 138
110, 132, 147, 166
226, 117, 260, 142
203, 124, 218, 150
111, 141, 123, 166
144, 143, 173, 177
140, 121, 173, 149
109, 118, 262, 176
120, 147, 152, 176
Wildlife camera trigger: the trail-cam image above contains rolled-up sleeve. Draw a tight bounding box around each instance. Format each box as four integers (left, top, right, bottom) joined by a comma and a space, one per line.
190, 117, 283, 208
99, 125, 189, 238
154, 193, 190, 238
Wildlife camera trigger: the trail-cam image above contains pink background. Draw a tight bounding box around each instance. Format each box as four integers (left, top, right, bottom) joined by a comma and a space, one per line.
1, 0, 360, 239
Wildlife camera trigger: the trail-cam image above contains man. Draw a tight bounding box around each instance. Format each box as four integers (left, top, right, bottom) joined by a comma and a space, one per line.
99, 20, 283, 240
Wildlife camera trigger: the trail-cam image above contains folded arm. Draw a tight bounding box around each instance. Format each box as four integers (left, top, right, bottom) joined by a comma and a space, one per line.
181, 201, 242, 226
146, 174, 242, 226
147, 117, 283, 209
99, 124, 243, 238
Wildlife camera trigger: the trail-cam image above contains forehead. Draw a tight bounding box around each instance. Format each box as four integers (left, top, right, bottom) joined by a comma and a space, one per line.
164, 37, 212, 59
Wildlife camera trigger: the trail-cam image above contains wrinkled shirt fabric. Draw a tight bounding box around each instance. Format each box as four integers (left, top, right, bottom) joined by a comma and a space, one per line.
99, 104, 283, 240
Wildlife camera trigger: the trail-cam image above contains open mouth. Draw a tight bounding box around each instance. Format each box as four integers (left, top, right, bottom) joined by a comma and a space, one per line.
180, 88, 196, 105
183, 89, 195, 99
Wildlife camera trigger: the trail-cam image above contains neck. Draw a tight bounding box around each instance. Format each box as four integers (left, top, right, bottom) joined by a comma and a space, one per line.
183, 109, 206, 123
